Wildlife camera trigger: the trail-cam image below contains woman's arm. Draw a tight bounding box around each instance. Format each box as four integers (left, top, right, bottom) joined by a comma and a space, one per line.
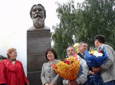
19, 62, 29, 84
41, 63, 48, 85
51, 73, 63, 85
0, 62, 7, 84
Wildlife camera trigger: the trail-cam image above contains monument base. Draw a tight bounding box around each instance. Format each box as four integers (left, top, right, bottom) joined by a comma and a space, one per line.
27, 29, 50, 85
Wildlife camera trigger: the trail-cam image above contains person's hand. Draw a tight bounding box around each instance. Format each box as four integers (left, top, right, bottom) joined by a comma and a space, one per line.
68, 80, 78, 85
50, 83, 55, 85
92, 67, 103, 74
45, 83, 49, 85
89, 70, 95, 75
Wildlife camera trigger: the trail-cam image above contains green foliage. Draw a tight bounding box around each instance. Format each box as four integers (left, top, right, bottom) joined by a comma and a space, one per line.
52, 0, 115, 59
75, 0, 115, 48
52, 0, 76, 59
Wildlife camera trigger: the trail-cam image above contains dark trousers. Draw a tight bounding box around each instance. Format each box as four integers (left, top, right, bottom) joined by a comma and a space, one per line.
104, 80, 115, 85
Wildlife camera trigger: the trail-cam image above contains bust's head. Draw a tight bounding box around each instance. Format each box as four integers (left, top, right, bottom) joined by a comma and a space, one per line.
30, 4, 46, 29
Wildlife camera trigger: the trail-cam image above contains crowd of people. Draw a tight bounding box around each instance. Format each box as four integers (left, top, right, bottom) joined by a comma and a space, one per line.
0, 34, 115, 85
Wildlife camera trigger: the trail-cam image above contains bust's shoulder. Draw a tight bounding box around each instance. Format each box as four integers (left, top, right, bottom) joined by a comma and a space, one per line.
27, 26, 36, 31
44, 26, 50, 29
27, 25, 50, 31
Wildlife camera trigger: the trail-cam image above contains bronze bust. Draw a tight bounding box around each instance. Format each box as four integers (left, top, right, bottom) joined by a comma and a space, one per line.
28, 4, 49, 30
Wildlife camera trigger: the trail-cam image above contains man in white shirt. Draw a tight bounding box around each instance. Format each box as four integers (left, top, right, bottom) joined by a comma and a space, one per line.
63, 46, 88, 85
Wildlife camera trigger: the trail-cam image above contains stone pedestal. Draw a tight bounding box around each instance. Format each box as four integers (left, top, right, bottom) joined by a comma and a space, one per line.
27, 29, 51, 85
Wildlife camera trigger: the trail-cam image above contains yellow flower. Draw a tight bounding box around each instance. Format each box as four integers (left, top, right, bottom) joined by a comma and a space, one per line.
52, 57, 80, 80
74, 43, 79, 53
52, 33, 54, 36
91, 50, 97, 54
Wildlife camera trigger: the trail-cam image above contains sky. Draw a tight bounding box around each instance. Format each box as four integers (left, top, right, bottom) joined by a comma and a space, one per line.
0, 0, 84, 75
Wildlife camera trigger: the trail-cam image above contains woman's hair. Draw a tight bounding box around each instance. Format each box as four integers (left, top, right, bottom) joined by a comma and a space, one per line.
45, 48, 57, 60
7, 48, 16, 58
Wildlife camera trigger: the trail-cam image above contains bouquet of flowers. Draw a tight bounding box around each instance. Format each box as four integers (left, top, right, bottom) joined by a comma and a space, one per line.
85, 46, 108, 68
52, 54, 80, 80
85, 46, 108, 85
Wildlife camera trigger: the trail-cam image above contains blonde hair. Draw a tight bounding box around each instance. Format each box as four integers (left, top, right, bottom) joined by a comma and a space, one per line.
7, 48, 16, 58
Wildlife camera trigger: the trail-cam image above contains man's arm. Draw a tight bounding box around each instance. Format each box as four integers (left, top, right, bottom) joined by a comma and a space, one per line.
76, 58, 89, 84
93, 45, 114, 73
100, 46, 114, 69
67, 58, 89, 85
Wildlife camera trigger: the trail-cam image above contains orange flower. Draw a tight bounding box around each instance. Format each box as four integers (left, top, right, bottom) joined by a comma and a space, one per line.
52, 57, 80, 80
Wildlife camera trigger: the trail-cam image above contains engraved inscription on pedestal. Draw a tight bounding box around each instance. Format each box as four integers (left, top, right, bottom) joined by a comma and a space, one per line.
28, 37, 50, 54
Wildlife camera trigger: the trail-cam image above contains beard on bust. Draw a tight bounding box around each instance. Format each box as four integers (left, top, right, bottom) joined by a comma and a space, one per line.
32, 15, 45, 29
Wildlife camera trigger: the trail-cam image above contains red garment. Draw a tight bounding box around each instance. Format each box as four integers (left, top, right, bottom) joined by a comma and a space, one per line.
0, 59, 28, 85
74, 53, 78, 61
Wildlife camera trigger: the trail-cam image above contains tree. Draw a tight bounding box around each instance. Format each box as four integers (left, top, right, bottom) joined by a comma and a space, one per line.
52, 0, 115, 59
75, 0, 115, 49
52, 0, 77, 59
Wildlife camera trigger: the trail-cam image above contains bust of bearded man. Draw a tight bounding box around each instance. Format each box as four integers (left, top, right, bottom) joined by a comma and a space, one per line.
28, 4, 50, 30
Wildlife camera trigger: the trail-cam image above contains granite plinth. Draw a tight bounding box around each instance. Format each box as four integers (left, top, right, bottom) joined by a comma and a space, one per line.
27, 71, 41, 85
27, 29, 51, 85
27, 54, 48, 71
